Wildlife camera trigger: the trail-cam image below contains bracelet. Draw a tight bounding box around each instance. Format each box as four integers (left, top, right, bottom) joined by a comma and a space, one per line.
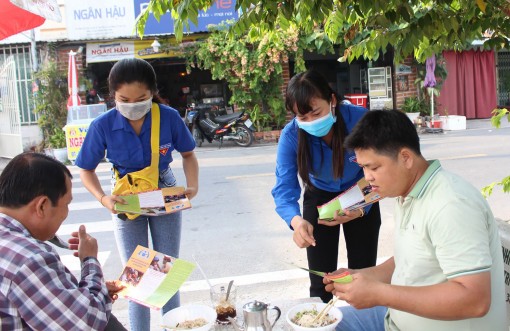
358, 208, 365, 218
99, 194, 106, 206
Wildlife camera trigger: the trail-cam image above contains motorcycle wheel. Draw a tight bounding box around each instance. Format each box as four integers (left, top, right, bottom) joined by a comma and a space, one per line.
234, 124, 254, 147
192, 126, 203, 147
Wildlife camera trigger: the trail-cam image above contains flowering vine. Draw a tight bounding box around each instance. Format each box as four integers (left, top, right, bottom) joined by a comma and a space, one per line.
183, 21, 333, 131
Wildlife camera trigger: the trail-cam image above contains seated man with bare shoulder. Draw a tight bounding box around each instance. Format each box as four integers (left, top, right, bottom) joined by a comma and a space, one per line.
0, 152, 126, 330
325, 110, 507, 331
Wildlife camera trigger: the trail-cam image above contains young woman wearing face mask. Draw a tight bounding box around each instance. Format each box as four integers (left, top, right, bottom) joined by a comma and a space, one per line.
271, 69, 381, 303
75, 58, 198, 330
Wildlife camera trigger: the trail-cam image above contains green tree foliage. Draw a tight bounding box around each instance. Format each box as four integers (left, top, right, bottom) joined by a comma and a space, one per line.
33, 61, 68, 149
182, 20, 333, 131
482, 108, 510, 197
136, 0, 510, 63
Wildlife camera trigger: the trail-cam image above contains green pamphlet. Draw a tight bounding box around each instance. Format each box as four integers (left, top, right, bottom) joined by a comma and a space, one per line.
317, 178, 382, 221
114, 186, 191, 216
117, 245, 195, 310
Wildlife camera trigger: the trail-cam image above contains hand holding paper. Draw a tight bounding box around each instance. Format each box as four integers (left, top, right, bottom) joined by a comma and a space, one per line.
294, 265, 353, 283
317, 178, 382, 221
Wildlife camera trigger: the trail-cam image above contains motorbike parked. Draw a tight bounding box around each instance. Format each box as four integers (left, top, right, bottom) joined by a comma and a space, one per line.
187, 104, 255, 147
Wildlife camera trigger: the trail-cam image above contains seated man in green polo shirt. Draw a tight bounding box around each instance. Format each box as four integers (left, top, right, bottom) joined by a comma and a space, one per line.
325, 110, 506, 331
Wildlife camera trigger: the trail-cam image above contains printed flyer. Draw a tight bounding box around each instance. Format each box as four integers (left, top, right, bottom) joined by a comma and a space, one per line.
317, 178, 382, 221
117, 245, 195, 310
114, 186, 191, 216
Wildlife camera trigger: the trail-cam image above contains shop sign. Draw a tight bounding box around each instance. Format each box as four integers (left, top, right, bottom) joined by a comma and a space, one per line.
66, 0, 136, 40
64, 124, 89, 161
86, 41, 135, 63
134, 34, 208, 59
395, 63, 412, 75
134, 0, 238, 35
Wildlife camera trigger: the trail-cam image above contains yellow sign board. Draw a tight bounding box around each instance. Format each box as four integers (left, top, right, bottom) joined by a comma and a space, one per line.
64, 123, 90, 161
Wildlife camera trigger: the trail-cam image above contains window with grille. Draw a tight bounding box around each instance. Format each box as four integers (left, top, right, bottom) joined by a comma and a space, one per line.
0, 44, 37, 125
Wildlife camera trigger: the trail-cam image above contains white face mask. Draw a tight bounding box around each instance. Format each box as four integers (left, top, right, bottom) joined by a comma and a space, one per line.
116, 98, 152, 120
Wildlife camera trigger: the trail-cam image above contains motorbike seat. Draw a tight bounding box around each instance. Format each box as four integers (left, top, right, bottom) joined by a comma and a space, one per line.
214, 111, 243, 124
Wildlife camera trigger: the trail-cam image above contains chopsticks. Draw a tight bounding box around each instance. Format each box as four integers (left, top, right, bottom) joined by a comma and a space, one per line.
311, 297, 338, 325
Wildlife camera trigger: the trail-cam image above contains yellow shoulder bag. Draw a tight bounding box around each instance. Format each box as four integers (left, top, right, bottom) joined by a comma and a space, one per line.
112, 103, 160, 220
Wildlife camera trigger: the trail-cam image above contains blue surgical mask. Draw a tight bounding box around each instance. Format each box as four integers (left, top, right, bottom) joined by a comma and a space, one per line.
296, 102, 337, 137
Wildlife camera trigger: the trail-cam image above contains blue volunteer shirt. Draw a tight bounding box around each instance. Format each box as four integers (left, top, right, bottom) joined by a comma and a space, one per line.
75, 103, 195, 177
271, 104, 367, 226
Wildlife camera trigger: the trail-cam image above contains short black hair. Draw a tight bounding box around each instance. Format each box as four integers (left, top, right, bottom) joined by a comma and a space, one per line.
0, 152, 72, 208
108, 58, 158, 97
344, 110, 421, 158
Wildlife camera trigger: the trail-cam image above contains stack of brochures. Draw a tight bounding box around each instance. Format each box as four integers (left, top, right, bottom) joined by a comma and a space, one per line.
317, 178, 382, 221
114, 186, 191, 216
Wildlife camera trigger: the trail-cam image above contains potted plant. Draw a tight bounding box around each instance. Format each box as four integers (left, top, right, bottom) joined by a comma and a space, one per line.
33, 60, 69, 162
401, 97, 428, 123
48, 128, 68, 162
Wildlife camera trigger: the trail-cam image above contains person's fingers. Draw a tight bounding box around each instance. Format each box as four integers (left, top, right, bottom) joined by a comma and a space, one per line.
300, 226, 316, 247
78, 225, 87, 239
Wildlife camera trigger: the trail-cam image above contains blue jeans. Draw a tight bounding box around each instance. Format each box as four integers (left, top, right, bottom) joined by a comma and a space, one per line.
336, 306, 387, 331
112, 168, 182, 331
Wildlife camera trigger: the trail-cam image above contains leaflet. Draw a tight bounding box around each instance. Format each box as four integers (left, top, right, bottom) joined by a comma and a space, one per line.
317, 178, 382, 221
114, 186, 191, 216
117, 245, 195, 310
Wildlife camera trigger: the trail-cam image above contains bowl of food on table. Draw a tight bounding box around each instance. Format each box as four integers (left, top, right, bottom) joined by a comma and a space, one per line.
162, 304, 217, 331
286, 302, 342, 331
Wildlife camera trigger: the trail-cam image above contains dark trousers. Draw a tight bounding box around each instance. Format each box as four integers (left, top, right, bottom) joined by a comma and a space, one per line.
303, 186, 381, 302
104, 314, 128, 331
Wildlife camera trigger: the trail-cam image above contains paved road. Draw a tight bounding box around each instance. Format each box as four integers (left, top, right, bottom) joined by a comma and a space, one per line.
1, 117, 509, 330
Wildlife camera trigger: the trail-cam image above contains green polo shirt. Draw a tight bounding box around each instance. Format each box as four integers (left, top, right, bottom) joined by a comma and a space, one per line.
385, 160, 507, 331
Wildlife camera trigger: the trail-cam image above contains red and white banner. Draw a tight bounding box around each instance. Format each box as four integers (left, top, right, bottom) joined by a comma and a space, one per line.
0, 0, 61, 40
67, 50, 81, 108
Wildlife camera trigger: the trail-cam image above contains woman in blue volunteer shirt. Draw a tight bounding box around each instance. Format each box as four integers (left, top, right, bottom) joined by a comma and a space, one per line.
271, 70, 381, 303
75, 58, 199, 331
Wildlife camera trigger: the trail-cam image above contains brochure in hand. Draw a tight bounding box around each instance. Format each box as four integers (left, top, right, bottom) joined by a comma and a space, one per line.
114, 186, 191, 216
317, 178, 382, 221
117, 245, 195, 310
294, 265, 353, 283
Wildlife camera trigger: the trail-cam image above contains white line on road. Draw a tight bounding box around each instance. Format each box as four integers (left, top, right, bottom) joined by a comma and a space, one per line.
73, 186, 111, 194
57, 220, 112, 235
69, 200, 104, 211
61, 251, 111, 272
226, 173, 274, 180
72, 174, 111, 184
180, 256, 391, 293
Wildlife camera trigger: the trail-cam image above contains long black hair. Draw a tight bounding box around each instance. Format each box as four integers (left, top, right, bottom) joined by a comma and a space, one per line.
108, 58, 165, 104
285, 70, 347, 188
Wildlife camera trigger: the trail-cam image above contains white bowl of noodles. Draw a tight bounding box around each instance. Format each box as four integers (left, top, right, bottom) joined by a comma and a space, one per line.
162, 304, 216, 331
286, 302, 342, 331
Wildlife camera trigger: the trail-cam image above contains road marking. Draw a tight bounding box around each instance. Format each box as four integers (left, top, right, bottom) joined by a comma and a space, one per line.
57, 220, 112, 235
73, 186, 111, 194
61, 251, 111, 272
226, 173, 274, 180
438, 153, 486, 160
72, 174, 111, 183
69, 200, 104, 211
180, 256, 391, 292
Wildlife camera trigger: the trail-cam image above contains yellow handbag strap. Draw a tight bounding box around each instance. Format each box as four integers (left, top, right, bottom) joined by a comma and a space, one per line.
114, 102, 160, 181
148, 102, 160, 174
